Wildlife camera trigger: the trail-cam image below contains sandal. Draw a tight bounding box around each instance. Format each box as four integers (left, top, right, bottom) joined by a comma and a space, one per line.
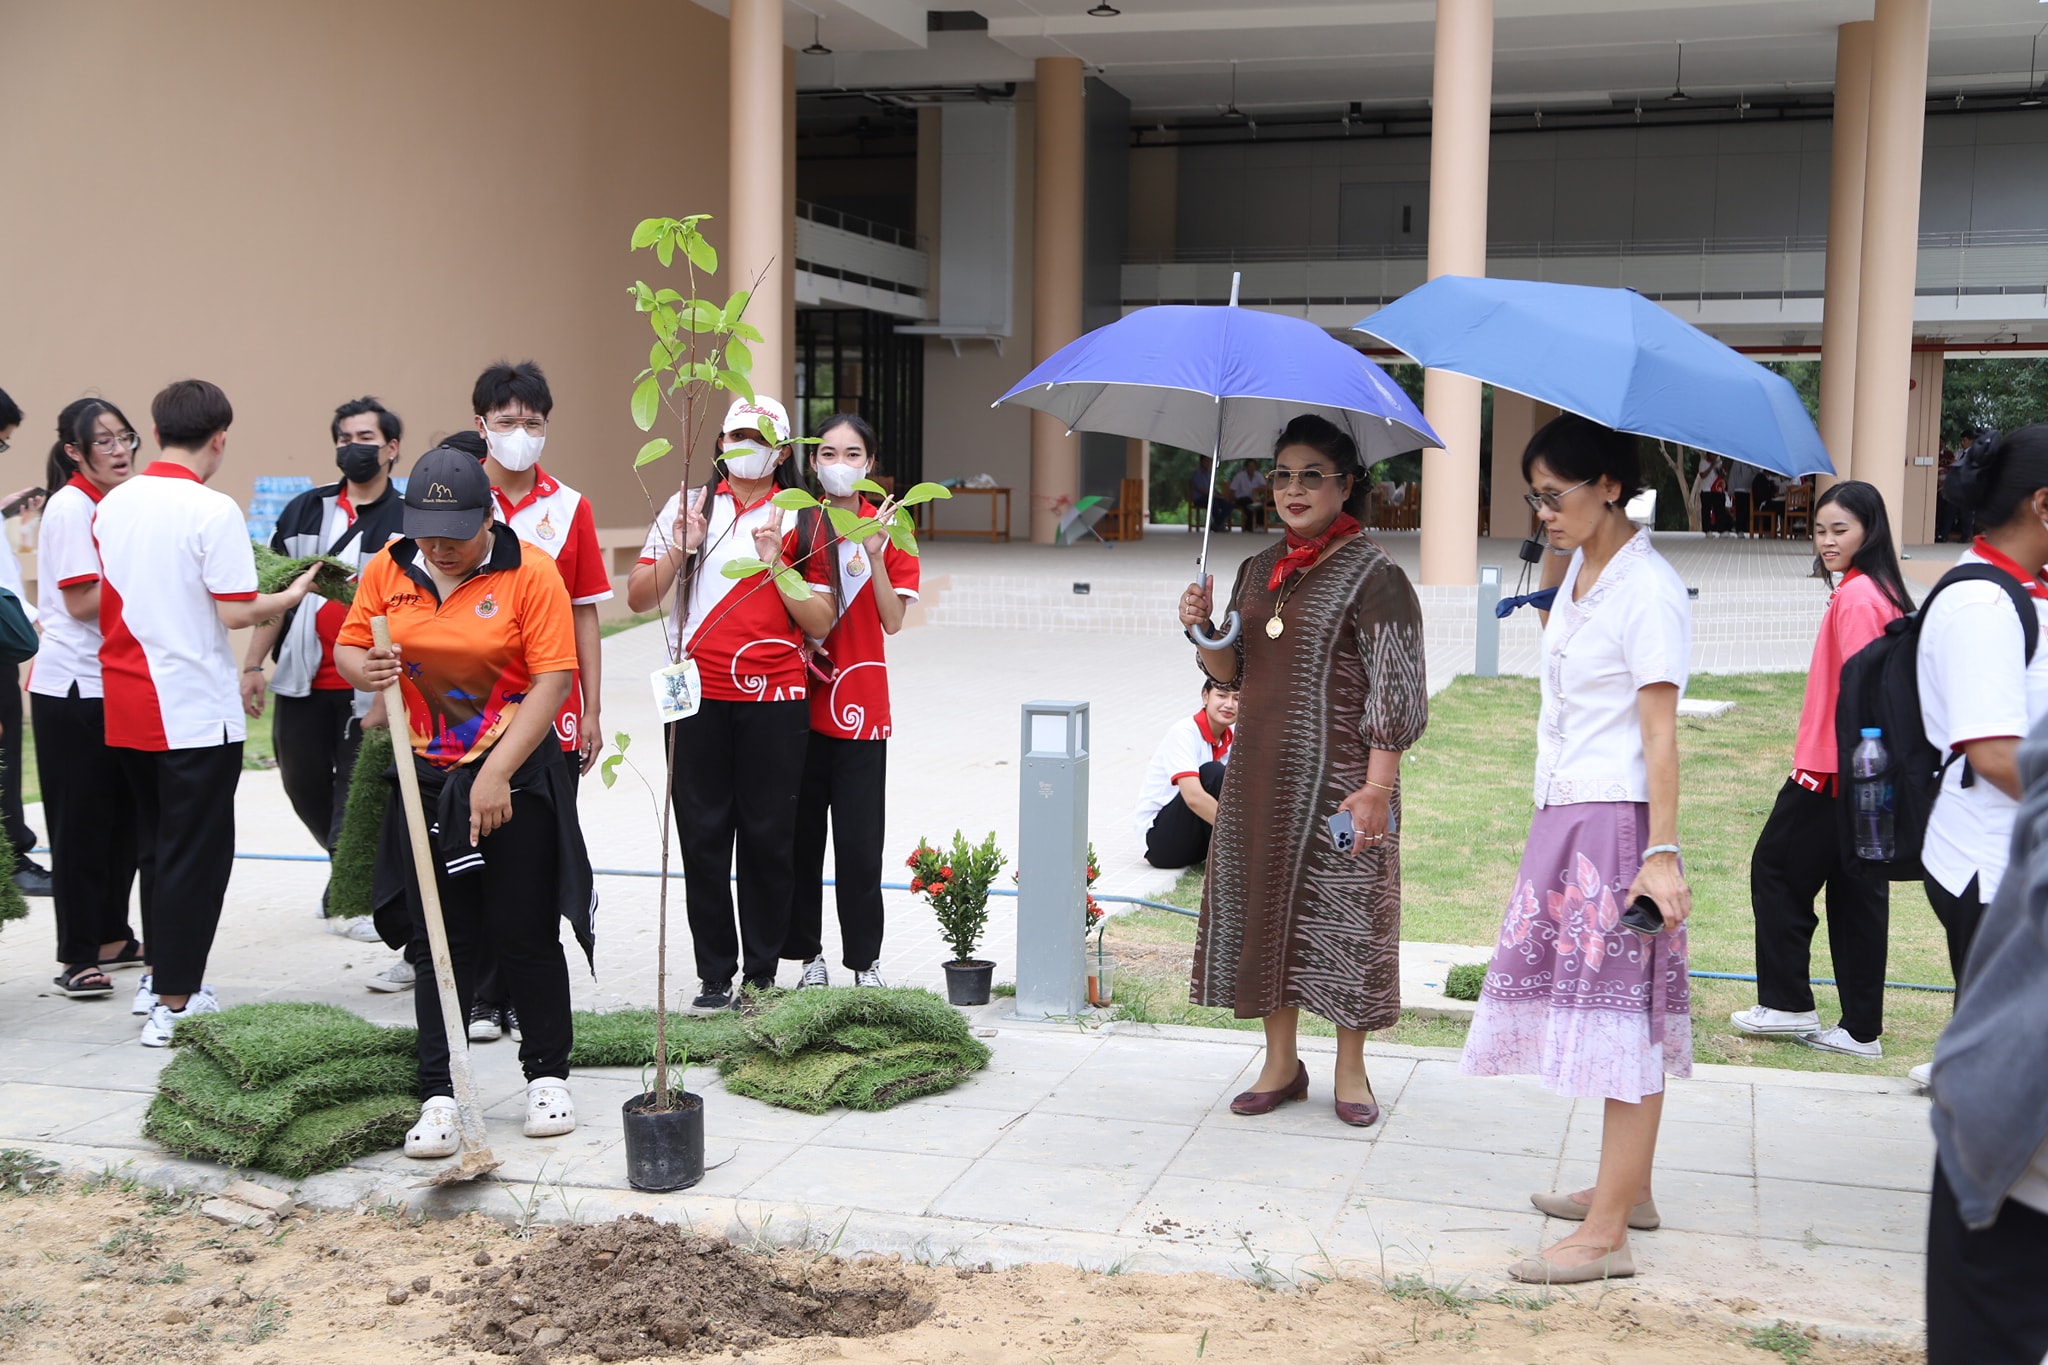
405, 1097, 461, 1159
524, 1078, 575, 1138
98, 939, 146, 971
55, 964, 115, 998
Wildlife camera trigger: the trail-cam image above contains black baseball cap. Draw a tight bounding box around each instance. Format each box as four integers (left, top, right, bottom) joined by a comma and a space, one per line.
402, 445, 492, 539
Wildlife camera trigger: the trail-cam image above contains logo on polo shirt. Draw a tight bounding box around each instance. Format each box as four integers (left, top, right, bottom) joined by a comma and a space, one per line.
475, 593, 499, 619
846, 551, 868, 580
535, 511, 557, 540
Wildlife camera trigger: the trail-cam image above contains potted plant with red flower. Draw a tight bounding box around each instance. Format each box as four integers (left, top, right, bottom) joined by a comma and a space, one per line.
908, 832, 1007, 1005
1081, 844, 1116, 1006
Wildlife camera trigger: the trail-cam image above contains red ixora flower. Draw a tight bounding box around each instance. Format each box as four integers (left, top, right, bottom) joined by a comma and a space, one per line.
910, 877, 925, 893
940, 866, 953, 878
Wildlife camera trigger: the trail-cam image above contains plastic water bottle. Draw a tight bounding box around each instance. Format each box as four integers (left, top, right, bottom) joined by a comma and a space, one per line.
1851, 728, 1896, 861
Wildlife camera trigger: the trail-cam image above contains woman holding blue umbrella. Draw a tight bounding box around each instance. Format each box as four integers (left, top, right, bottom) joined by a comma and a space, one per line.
1177, 414, 1428, 1128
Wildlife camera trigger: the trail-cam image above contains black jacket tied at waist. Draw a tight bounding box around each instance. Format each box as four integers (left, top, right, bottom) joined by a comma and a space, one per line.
370, 739, 596, 970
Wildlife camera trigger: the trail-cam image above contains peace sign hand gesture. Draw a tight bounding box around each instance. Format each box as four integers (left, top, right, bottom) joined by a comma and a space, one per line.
862, 495, 901, 558
672, 485, 708, 556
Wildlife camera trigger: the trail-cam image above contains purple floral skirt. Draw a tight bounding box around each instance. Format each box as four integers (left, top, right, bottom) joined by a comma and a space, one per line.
1459, 801, 1691, 1102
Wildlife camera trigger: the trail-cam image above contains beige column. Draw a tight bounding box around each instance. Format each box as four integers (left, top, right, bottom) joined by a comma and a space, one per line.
1488, 389, 1539, 541
1419, 0, 1493, 585
1848, 0, 1930, 528
1900, 349, 1943, 543
729, 0, 788, 405
1817, 20, 1875, 486
1030, 57, 1086, 544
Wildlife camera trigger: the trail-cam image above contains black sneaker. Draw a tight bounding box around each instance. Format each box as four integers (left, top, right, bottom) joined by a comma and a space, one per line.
466, 1000, 503, 1042
500, 1005, 521, 1042
13, 857, 52, 898
688, 981, 733, 1014
741, 975, 775, 995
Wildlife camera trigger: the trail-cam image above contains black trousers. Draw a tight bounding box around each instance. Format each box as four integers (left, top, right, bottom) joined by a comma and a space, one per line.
1145, 762, 1227, 870
31, 688, 143, 966
1731, 491, 1753, 533
787, 736, 887, 971
0, 665, 37, 857
1749, 778, 1890, 1041
401, 788, 570, 1097
273, 689, 361, 854
1927, 1164, 2048, 1364
474, 748, 580, 1011
669, 698, 810, 987
1926, 873, 1985, 994
1231, 497, 1267, 532
120, 742, 240, 997
1700, 491, 1734, 533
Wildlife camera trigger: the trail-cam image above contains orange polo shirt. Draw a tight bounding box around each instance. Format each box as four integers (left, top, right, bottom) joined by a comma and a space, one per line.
337, 525, 577, 768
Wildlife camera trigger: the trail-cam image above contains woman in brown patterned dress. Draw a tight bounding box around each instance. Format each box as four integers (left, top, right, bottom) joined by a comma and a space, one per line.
1178, 414, 1428, 1128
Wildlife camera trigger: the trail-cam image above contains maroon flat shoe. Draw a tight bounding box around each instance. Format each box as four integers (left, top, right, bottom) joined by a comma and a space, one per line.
1230, 1060, 1309, 1116
1334, 1097, 1380, 1128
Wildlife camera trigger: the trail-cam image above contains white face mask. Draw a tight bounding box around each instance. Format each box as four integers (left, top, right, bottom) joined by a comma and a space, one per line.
815, 461, 865, 498
721, 439, 777, 481
486, 427, 545, 472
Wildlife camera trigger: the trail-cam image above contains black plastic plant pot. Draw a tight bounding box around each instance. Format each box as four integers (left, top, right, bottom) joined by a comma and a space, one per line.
944, 959, 995, 1006
622, 1091, 704, 1191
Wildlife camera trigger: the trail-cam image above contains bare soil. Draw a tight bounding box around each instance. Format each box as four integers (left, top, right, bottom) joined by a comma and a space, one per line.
0, 1181, 1922, 1365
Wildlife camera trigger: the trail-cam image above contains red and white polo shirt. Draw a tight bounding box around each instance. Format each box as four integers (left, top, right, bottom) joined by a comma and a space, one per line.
1131, 709, 1234, 841
807, 500, 920, 741
639, 482, 832, 703
95, 461, 259, 751
492, 465, 614, 749
30, 475, 108, 699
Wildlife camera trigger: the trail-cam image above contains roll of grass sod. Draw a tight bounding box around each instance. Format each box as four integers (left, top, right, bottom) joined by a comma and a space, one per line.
143, 1094, 268, 1168
743, 986, 977, 1057
174, 1002, 417, 1090
157, 1048, 418, 1136
325, 724, 393, 919
567, 1009, 706, 1068
258, 1094, 419, 1181
1443, 962, 1486, 1002
252, 542, 359, 605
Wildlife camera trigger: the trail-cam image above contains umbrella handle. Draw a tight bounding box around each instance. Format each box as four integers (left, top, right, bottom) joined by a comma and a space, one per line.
1189, 610, 1242, 650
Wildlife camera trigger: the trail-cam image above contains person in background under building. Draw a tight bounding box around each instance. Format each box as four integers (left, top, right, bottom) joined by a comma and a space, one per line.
786, 412, 919, 990
1228, 460, 1268, 533
1725, 457, 1758, 537
0, 386, 51, 899
242, 396, 408, 967
1696, 450, 1733, 536
1134, 677, 1237, 870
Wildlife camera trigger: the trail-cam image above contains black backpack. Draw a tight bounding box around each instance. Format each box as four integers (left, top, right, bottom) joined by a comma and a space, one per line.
1834, 563, 2040, 880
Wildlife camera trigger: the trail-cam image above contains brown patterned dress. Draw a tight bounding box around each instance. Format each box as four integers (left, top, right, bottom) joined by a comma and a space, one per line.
1192, 534, 1429, 1031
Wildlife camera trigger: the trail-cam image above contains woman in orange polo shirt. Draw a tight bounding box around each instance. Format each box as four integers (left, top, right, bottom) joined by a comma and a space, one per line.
336, 446, 594, 1159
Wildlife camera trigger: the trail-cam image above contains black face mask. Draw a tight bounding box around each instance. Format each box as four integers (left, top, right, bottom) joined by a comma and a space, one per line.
336, 442, 385, 484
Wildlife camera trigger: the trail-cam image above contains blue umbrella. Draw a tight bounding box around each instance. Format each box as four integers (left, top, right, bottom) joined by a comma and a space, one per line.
995, 284, 1439, 646
1354, 276, 1833, 478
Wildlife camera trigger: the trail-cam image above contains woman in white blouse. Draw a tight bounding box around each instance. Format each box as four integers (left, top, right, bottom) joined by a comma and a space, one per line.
1461, 414, 1694, 1284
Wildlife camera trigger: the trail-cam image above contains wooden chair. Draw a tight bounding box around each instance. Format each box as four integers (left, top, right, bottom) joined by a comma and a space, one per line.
1781, 481, 1813, 539
1748, 494, 1783, 539
1102, 478, 1145, 541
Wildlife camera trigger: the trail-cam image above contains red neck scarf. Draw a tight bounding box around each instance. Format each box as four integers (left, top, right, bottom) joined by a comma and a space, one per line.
1972, 536, 2048, 602
1268, 514, 1359, 590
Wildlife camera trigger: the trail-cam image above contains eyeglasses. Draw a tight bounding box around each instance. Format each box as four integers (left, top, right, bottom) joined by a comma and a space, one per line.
0, 439, 9, 455
1524, 478, 1593, 514
1270, 466, 1345, 492
89, 432, 142, 454
484, 416, 547, 436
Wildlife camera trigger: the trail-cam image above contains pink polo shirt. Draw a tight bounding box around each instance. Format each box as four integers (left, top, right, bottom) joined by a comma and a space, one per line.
1792, 569, 1902, 777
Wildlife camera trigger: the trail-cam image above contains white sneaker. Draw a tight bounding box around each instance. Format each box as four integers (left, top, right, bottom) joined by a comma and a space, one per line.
366, 960, 416, 993
1730, 1005, 1820, 1036
332, 918, 383, 943
131, 972, 157, 1017
853, 964, 885, 989
140, 989, 220, 1048
1908, 1062, 1934, 1089
798, 956, 831, 989
1798, 1026, 1883, 1059
524, 1078, 575, 1138
405, 1097, 460, 1159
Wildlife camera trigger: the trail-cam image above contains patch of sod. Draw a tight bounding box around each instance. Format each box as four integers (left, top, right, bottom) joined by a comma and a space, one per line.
830, 1039, 991, 1111
326, 725, 393, 919
1443, 963, 1485, 1002
174, 1002, 417, 1090
740, 985, 978, 1057
566, 1009, 707, 1068
258, 1094, 419, 1180
252, 541, 359, 605
143, 1094, 266, 1168
157, 1047, 418, 1137
722, 1050, 869, 1114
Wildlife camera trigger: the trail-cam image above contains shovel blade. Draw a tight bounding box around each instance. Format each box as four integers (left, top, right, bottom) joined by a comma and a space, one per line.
413, 1148, 503, 1188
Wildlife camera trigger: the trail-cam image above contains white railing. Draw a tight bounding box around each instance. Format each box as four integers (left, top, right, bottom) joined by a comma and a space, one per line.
794, 200, 929, 301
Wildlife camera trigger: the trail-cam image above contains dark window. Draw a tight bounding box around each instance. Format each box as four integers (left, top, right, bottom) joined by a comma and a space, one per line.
793, 308, 924, 490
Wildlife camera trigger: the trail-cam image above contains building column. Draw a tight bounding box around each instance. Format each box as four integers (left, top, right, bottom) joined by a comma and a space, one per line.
1901, 349, 1943, 543
1030, 57, 1086, 544
729, 0, 789, 405
1848, 0, 1930, 529
1817, 20, 1874, 486
1488, 389, 1542, 542
1419, 0, 1493, 586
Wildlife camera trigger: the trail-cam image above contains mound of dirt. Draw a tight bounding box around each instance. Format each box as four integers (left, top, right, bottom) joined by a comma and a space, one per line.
449, 1213, 930, 1360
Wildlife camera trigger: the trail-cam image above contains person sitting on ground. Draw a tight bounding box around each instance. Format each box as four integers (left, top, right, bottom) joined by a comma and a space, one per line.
336, 446, 593, 1157
1228, 461, 1268, 533
1133, 678, 1237, 870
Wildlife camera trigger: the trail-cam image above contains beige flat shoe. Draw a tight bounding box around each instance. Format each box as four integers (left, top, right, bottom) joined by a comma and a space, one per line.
1507, 1243, 1636, 1285
1530, 1190, 1661, 1230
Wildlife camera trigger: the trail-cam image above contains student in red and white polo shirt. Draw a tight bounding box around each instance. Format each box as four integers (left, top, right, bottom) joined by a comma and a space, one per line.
783, 414, 920, 989
1134, 679, 1238, 870
627, 396, 836, 1011
96, 380, 321, 1046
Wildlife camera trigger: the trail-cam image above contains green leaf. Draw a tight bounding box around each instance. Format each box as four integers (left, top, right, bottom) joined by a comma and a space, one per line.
683, 231, 717, 273
655, 235, 675, 268
853, 478, 887, 497
717, 369, 755, 403
727, 322, 764, 344
722, 289, 750, 323
772, 488, 819, 510
599, 753, 623, 789
685, 299, 722, 333
720, 556, 770, 580
631, 376, 661, 432
887, 508, 919, 556
634, 437, 673, 468
824, 506, 866, 536
772, 566, 813, 600
724, 335, 753, 375
898, 481, 954, 507
614, 731, 631, 752
630, 219, 666, 250
650, 303, 678, 340
654, 288, 683, 305
632, 280, 657, 311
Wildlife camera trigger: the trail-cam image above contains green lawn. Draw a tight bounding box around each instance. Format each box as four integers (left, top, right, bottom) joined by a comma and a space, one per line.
16, 708, 279, 805
1108, 672, 1955, 1078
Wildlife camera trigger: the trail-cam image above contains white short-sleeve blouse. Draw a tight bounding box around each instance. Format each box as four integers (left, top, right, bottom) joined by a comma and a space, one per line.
1534, 530, 1692, 808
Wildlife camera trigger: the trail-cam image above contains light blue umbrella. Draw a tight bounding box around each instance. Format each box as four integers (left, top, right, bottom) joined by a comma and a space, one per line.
1354, 276, 1833, 477
996, 281, 1439, 646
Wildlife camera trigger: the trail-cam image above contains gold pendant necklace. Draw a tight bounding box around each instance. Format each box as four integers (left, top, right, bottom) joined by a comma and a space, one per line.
1266, 613, 1285, 639
1265, 532, 1349, 640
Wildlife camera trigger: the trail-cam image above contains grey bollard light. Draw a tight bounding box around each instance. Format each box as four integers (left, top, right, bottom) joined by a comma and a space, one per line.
1475, 564, 1501, 678
1014, 701, 1090, 1020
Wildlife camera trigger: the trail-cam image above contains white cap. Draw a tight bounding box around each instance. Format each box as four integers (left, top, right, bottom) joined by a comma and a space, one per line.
721, 396, 790, 446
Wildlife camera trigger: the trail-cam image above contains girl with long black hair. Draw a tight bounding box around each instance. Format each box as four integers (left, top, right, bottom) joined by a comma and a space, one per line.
1732, 479, 1912, 1058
